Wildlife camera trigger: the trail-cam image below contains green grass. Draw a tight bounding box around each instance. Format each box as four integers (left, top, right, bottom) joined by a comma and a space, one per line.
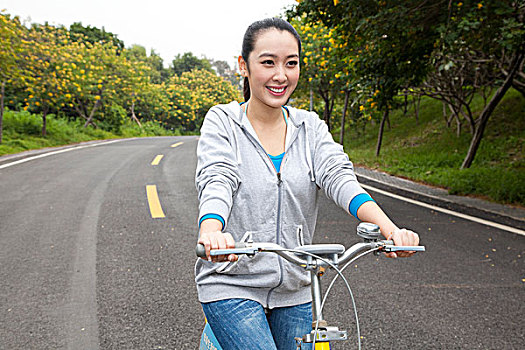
0, 109, 179, 156
340, 89, 525, 206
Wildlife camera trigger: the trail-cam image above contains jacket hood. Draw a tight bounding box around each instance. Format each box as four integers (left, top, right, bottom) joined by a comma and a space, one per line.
212, 101, 313, 180
214, 101, 308, 130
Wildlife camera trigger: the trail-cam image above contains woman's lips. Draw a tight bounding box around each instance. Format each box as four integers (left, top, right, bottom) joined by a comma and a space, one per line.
266, 86, 287, 96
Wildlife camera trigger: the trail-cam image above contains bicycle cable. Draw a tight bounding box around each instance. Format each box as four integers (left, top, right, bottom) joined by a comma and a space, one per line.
271, 247, 361, 349
317, 247, 381, 350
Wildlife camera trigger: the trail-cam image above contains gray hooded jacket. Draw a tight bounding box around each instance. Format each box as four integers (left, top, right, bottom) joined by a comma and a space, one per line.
195, 101, 368, 309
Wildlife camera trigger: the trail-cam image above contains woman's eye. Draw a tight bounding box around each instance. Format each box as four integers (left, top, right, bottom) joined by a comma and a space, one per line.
262, 60, 274, 65
287, 60, 299, 67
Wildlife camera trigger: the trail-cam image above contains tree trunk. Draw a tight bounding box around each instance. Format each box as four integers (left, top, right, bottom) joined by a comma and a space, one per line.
131, 99, 142, 127
403, 91, 408, 116
83, 99, 102, 128
0, 81, 4, 144
442, 101, 448, 125
447, 104, 462, 137
42, 106, 47, 137
461, 53, 524, 169
309, 87, 313, 112
375, 109, 389, 157
414, 94, 421, 125
339, 90, 350, 145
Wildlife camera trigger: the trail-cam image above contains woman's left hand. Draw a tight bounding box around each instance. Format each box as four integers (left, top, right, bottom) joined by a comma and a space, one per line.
385, 228, 420, 258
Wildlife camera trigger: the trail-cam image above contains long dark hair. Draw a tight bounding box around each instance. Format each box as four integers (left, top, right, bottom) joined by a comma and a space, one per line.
241, 18, 302, 102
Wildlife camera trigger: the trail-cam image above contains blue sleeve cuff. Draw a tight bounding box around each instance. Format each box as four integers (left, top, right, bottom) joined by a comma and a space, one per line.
199, 213, 225, 230
349, 193, 375, 219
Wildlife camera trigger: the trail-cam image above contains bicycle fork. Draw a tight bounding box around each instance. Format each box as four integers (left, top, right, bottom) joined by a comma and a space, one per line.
295, 269, 348, 349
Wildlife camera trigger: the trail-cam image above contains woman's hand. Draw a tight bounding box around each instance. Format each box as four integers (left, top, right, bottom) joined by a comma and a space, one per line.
198, 231, 238, 263
385, 228, 420, 258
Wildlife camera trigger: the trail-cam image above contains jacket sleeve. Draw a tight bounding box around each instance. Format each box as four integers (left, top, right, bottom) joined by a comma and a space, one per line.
195, 107, 240, 228
311, 113, 369, 213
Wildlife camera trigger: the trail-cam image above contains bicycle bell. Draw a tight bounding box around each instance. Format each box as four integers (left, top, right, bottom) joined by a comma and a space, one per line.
356, 222, 381, 241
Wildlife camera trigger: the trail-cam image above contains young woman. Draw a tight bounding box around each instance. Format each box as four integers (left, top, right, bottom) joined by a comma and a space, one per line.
195, 18, 419, 350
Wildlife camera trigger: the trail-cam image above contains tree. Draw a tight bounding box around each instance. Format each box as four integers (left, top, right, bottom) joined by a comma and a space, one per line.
165, 69, 240, 131
413, 0, 525, 168
170, 52, 213, 76
293, 0, 445, 155
69, 22, 124, 54
0, 13, 24, 143
124, 45, 167, 84
209, 59, 240, 90
291, 17, 346, 130
0, 13, 26, 144
20, 24, 67, 136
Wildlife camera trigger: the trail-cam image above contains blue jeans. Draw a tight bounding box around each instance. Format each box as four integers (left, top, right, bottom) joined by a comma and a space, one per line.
202, 298, 313, 350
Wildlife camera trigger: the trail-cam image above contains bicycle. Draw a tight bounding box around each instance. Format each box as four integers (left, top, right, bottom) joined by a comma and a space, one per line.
196, 222, 425, 349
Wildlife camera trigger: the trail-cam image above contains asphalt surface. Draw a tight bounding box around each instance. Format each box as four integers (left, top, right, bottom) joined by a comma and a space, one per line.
0, 137, 524, 349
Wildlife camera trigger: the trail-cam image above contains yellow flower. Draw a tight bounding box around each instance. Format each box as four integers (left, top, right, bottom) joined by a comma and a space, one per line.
359, 105, 365, 111
477, 3, 483, 9
458, 2, 463, 6
94, 95, 101, 101
334, 0, 338, 5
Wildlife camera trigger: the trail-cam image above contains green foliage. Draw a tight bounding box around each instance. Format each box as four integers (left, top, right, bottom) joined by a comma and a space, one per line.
69, 22, 124, 53
0, 108, 179, 156
0, 13, 241, 138
171, 52, 213, 76
292, 0, 441, 110
343, 89, 525, 205
165, 69, 240, 132
100, 102, 127, 132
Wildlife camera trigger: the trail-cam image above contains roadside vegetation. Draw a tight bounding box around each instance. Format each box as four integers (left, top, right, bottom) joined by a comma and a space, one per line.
1, 2, 523, 207
0, 109, 174, 156
341, 89, 524, 206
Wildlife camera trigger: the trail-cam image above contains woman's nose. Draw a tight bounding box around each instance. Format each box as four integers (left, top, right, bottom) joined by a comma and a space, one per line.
273, 65, 287, 82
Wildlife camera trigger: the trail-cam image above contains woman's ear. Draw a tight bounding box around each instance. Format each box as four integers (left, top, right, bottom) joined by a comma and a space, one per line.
238, 55, 248, 77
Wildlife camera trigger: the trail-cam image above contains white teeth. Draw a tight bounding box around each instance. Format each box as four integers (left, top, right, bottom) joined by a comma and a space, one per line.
268, 87, 285, 93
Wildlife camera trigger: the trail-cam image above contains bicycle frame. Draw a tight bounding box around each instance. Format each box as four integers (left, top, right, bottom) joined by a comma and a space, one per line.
197, 223, 425, 349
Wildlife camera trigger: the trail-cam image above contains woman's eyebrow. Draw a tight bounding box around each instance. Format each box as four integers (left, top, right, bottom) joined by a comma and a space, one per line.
258, 53, 299, 59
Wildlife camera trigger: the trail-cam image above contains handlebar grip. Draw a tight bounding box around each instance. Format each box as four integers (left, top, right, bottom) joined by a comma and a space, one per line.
196, 244, 206, 258
195, 242, 247, 258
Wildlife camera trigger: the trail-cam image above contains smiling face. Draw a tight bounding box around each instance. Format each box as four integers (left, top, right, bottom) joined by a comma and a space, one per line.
239, 28, 300, 109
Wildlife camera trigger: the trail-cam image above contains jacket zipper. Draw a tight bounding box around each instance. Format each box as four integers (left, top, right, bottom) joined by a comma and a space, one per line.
266, 171, 284, 308
238, 123, 295, 308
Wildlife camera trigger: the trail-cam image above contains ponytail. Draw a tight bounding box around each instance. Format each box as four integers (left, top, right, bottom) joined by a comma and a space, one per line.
243, 77, 250, 102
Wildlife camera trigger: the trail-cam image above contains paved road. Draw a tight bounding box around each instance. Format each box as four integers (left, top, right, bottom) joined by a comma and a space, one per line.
0, 137, 523, 349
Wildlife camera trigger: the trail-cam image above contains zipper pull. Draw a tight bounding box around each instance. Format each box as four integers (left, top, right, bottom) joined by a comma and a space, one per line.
277, 172, 282, 186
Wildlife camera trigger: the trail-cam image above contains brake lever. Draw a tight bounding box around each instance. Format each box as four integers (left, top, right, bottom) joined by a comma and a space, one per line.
381, 245, 426, 252
209, 247, 258, 256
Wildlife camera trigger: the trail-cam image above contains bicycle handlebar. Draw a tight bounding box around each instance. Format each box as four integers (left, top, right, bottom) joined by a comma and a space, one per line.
196, 240, 425, 267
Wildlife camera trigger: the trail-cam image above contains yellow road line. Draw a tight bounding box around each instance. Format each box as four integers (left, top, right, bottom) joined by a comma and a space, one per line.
171, 142, 184, 148
151, 154, 164, 166
146, 185, 165, 218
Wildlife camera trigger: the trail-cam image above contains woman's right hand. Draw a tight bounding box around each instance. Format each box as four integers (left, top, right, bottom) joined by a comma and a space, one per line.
198, 230, 238, 263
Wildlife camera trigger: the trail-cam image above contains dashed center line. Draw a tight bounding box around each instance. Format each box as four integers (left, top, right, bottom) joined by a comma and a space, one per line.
146, 185, 165, 218
171, 142, 184, 148
151, 155, 164, 166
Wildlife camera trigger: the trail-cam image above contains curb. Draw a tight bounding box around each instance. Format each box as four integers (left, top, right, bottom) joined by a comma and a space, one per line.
355, 170, 525, 231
